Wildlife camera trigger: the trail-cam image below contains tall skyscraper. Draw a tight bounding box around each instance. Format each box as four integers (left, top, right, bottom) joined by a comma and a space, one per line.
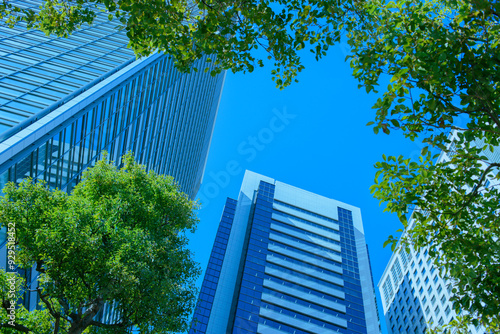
0, 0, 225, 312
0, 0, 225, 198
190, 171, 381, 334
378, 132, 499, 334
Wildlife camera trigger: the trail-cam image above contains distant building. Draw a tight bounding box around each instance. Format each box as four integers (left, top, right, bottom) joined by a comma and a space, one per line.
190, 170, 381, 334
378, 132, 499, 334
0, 0, 225, 314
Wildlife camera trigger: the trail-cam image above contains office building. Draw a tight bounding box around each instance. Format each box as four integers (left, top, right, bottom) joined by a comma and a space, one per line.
0, 0, 225, 198
190, 170, 381, 334
378, 227, 488, 334
378, 132, 499, 334
0, 0, 225, 312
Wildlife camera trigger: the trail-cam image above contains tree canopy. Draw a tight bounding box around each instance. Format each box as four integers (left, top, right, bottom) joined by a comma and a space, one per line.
357, 0, 500, 329
0, 0, 354, 88
0, 153, 200, 333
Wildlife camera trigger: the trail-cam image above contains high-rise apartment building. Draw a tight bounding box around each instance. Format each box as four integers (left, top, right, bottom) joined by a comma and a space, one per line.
378, 132, 499, 334
190, 170, 381, 334
0, 0, 224, 312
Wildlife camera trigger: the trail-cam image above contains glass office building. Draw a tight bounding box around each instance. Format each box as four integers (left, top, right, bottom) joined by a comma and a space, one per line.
190, 171, 381, 334
0, 0, 225, 312
0, 0, 225, 198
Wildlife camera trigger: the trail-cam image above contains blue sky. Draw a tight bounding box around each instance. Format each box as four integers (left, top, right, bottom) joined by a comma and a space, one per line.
188, 41, 423, 333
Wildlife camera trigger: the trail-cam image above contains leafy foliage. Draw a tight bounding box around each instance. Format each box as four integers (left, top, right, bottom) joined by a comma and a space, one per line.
354, 0, 500, 328
0, 153, 200, 333
0, 0, 356, 88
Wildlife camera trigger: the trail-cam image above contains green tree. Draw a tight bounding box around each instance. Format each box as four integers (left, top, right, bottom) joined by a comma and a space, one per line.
0, 153, 200, 333
350, 0, 500, 329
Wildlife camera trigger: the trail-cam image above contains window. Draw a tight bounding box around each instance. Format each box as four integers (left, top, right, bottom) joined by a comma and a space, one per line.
424, 277, 429, 285
433, 275, 439, 283
428, 286, 433, 294
422, 296, 427, 305
383, 279, 394, 303
419, 259, 423, 267
435, 305, 440, 314
431, 295, 436, 305
394, 259, 403, 280
437, 284, 442, 294
411, 261, 415, 269
445, 306, 451, 317
421, 268, 426, 275
416, 278, 421, 286
425, 306, 430, 315
438, 317, 444, 326
419, 287, 424, 294
401, 251, 408, 269
441, 295, 446, 305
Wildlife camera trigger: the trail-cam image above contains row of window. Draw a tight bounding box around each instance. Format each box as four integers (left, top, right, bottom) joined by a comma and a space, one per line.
0, 4, 135, 133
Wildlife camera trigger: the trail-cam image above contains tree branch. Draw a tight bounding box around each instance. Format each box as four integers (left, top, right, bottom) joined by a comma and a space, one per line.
89, 320, 128, 328
36, 260, 46, 273
0, 323, 31, 332
1, 300, 32, 332
37, 288, 58, 318
454, 162, 500, 215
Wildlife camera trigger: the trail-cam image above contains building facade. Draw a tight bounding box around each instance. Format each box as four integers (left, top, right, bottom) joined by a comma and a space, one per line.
0, 0, 225, 313
0, 0, 225, 198
190, 171, 381, 334
378, 132, 500, 334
